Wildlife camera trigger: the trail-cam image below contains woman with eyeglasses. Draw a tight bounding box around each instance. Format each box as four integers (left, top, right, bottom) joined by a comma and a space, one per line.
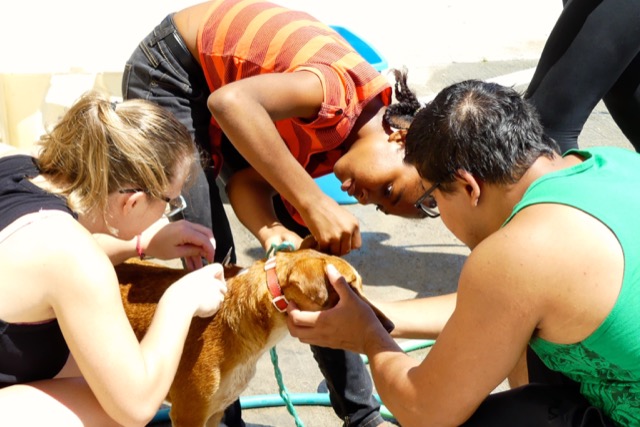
0, 91, 227, 426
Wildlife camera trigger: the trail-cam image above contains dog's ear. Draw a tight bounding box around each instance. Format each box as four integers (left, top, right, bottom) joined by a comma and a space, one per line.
280, 251, 395, 333
279, 254, 338, 311
346, 283, 395, 333
319, 256, 395, 333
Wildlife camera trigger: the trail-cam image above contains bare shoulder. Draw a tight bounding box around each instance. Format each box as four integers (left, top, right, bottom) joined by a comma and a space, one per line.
459, 204, 581, 306
498, 202, 622, 279
462, 202, 623, 341
2, 214, 115, 291
0, 213, 116, 322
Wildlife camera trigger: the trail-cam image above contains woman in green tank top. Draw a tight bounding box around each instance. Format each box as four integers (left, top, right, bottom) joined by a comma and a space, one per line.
287, 80, 638, 426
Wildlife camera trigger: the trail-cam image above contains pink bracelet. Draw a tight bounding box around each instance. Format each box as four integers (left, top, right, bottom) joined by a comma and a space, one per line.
136, 234, 146, 260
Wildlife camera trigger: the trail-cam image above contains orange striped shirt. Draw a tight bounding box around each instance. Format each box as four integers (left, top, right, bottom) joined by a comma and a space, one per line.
198, 0, 391, 177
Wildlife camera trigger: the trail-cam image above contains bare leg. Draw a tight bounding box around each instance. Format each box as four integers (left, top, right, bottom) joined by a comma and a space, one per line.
0, 378, 120, 427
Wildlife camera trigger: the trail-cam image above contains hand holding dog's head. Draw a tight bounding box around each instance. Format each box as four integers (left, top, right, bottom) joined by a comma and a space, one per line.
276, 250, 357, 311
277, 250, 394, 332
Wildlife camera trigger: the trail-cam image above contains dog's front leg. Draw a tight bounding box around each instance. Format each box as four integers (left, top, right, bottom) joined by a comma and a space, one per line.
168, 397, 212, 427
205, 412, 225, 427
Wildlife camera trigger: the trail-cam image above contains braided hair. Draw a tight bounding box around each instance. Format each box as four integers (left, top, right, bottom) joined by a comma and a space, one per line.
383, 68, 423, 130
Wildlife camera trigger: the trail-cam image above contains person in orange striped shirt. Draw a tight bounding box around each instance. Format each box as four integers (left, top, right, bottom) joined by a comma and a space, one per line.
123, 1, 424, 425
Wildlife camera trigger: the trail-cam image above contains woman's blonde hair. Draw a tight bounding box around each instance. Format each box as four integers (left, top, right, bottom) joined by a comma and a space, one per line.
36, 91, 196, 224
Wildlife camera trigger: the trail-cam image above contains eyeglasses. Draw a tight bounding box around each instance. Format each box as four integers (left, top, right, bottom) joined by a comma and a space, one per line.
119, 189, 187, 218
414, 182, 440, 218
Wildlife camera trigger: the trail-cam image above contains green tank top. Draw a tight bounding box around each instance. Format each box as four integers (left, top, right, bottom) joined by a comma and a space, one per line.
505, 147, 640, 426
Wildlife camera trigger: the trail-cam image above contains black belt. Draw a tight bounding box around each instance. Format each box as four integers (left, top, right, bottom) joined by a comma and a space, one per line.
163, 31, 201, 76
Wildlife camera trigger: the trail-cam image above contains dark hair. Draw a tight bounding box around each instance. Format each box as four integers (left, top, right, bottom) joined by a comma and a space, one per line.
383, 68, 423, 130
404, 80, 559, 190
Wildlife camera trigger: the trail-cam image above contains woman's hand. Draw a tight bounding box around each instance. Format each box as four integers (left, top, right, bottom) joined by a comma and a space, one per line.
300, 196, 362, 256
210, 72, 360, 254
259, 223, 303, 253
140, 218, 216, 270
166, 263, 228, 318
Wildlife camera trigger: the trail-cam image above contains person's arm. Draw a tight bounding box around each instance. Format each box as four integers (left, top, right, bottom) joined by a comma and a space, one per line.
208, 71, 361, 255
94, 217, 216, 270
374, 293, 457, 340
288, 245, 541, 426
226, 167, 304, 251
46, 221, 226, 426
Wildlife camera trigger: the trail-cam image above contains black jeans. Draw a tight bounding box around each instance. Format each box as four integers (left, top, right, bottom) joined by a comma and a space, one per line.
461, 348, 615, 427
122, 14, 383, 427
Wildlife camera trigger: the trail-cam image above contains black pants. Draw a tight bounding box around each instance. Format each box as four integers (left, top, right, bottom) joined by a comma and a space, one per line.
525, 0, 640, 153
461, 348, 615, 426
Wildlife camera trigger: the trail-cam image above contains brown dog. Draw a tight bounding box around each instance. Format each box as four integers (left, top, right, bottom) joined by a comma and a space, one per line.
116, 249, 393, 427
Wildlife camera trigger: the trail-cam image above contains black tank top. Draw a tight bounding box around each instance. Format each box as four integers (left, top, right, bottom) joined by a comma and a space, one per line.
0, 155, 75, 230
0, 155, 75, 386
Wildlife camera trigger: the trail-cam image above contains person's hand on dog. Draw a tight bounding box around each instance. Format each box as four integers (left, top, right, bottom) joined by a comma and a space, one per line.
260, 223, 303, 253
287, 264, 389, 354
140, 218, 216, 270
300, 199, 361, 256
165, 262, 228, 318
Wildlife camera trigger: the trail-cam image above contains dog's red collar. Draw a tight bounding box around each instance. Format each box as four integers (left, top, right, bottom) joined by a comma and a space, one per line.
264, 257, 288, 312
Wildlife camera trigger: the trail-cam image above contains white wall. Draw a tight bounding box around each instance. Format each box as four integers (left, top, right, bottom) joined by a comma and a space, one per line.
0, 0, 561, 146
0, 0, 561, 73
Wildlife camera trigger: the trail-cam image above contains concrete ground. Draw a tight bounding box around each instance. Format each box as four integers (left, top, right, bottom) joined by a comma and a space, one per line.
146, 1, 635, 426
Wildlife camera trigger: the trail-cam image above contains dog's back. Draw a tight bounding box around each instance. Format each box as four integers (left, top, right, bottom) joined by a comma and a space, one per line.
117, 249, 369, 426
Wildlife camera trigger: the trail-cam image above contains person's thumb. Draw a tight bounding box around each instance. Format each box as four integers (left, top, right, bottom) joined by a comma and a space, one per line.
325, 264, 352, 298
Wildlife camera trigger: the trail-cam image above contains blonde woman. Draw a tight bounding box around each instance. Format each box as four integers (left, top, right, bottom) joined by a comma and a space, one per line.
0, 92, 227, 426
